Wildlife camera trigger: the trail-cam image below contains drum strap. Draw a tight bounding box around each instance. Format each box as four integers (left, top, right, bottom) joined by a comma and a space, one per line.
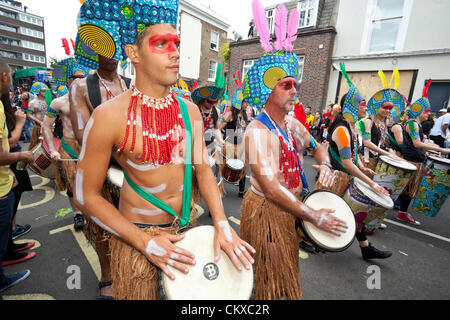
328, 145, 358, 176
61, 137, 79, 161
122, 97, 193, 227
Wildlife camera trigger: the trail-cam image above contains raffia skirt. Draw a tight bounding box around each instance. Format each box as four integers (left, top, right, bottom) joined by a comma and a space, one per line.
240, 188, 302, 300
55, 137, 80, 192
109, 209, 198, 300
28, 125, 41, 151
401, 161, 424, 198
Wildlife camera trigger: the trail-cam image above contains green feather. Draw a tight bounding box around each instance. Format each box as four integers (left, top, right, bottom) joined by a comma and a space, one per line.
339, 62, 354, 88
45, 90, 53, 106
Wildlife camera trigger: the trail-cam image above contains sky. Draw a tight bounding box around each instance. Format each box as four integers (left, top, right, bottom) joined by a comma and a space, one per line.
18, 0, 288, 65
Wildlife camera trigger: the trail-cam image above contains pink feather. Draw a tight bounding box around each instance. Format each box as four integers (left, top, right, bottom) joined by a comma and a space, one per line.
274, 5, 288, 51
284, 9, 300, 51
252, 0, 273, 52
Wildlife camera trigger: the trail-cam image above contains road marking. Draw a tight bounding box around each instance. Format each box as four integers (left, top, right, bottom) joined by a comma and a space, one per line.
50, 225, 101, 280
194, 204, 204, 218
18, 175, 56, 210
399, 251, 408, 256
229, 216, 241, 225
299, 249, 309, 260
14, 239, 41, 250
3, 293, 55, 300
385, 218, 450, 243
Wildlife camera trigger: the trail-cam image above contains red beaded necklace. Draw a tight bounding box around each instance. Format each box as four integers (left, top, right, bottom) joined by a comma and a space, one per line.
117, 86, 185, 165
263, 111, 301, 190
96, 71, 127, 100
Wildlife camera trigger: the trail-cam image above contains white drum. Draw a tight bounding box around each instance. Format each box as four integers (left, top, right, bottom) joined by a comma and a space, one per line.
300, 190, 356, 252
158, 225, 255, 300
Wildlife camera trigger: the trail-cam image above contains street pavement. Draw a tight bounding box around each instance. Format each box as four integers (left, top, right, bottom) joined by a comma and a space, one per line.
2, 154, 450, 300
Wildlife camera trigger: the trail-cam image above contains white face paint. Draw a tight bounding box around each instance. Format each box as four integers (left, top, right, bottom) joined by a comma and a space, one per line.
90, 216, 120, 237
280, 185, 297, 203
126, 159, 160, 171
79, 117, 94, 161
146, 239, 167, 257
75, 169, 84, 206
77, 112, 85, 131
142, 184, 166, 194
71, 83, 78, 105
131, 208, 163, 217
218, 221, 233, 243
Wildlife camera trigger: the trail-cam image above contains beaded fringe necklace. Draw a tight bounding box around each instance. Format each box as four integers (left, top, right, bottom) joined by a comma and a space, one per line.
97, 71, 127, 100
117, 86, 185, 165
263, 111, 301, 190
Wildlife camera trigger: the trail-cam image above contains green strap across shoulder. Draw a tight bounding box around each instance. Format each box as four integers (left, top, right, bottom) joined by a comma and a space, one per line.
123, 97, 193, 227
61, 137, 79, 161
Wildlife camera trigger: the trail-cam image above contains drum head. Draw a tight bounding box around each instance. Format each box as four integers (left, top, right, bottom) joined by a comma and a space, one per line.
107, 167, 124, 188
353, 177, 393, 209
158, 225, 255, 300
226, 159, 244, 170
428, 155, 450, 166
379, 155, 417, 171
302, 190, 356, 252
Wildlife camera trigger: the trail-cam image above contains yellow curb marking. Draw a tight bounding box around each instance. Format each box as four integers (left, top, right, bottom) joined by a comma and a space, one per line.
229, 216, 241, 225
14, 239, 41, 251
194, 203, 204, 218
50, 224, 101, 280
298, 249, 309, 260
18, 175, 56, 210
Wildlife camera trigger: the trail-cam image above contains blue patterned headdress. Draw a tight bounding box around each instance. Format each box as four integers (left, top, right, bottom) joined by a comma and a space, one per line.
408, 79, 432, 119
339, 62, 364, 123
74, 33, 99, 70
192, 63, 228, 103
52, 58, 90, 86
367, 68, 405, 121
30, 82, 49, 95
56, 85, 69, 98
77, 0, 179, 66
242, 1, 300, 110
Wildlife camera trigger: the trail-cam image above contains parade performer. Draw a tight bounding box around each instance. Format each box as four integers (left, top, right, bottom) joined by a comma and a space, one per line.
191, 64, 227, 149
27, 82, 49, 150
215, 75, 250, 197
42, 58, 89, 231
360, 68, 404, 171
74, 0, 254, 300
393, 80, 450, 225
69, 35, 131, 299
240, 1, 345, 300
317, 62, 393, 260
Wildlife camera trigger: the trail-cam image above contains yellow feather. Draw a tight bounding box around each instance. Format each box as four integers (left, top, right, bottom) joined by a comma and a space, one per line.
378, 70, 387, 88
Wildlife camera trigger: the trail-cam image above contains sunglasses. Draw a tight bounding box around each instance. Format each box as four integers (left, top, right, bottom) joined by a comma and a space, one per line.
381, 105, 394, 110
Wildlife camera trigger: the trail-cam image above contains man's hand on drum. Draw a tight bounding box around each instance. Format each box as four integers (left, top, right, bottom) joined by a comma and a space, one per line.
360, 166, 376, 177
312, 164, 334, 188
50, 150, 61, 161
214, 221, 255, 272
312, 208, 348, 237
144, 233, 196, 281
371, 182, 389, 197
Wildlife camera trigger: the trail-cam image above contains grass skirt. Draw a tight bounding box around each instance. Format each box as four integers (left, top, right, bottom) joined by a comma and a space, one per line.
55, 137, 80, 192
314, 169, 351, 197
240, 188, 302, 300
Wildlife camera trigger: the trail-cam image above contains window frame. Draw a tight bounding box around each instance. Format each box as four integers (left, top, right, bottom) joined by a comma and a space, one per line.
210, 30, 219, 52
242, 59, 256, 82
297, 56, 305, 83
361, 0, 413, 54
297, 0, 320, 29
208, 60, 218, 81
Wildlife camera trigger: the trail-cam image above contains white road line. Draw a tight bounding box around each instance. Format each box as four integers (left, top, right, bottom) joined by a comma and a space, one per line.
384, 218, 450, 243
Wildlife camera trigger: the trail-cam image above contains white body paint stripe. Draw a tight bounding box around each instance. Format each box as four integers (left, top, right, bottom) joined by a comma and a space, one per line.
146, 239, 167, 257
79, 117, 94, 161
142, 184, 166, 194
77, 112, 85, 131
131, 208, 163, 216
75, 169, 84, 206
218, 221, 233, 243
90, 216, 120, 238
126, 159, 160, 171
280, 185, 297, 203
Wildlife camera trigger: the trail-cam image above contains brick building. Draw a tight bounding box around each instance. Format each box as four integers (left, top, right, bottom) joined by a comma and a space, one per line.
228, 0, 338, 112
0, 0, 46, 71
178, 0, 230, 88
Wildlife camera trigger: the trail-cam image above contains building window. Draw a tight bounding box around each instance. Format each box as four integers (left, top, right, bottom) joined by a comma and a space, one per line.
22, 40, 45, 51
242, 59, 255, 81
362, 0, 412, 53
0, 36, 19, 46
0, 23, 17, 33
210, 30, 219, 51
20, 27, 43, 39
298, 56, 305, 83
20, 14, 43, 26
297, 0, 319, 28
23, 53, 45, 63
0, 50, 21, 60
208, 60, 218, 81
265, 8, 275, 34
0, 9, 16, 19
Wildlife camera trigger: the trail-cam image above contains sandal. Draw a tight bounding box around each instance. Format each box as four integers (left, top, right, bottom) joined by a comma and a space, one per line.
97, 281, 114, 300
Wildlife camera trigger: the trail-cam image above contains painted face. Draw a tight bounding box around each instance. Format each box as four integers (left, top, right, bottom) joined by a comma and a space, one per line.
267, 78, 297, 112
149, 34, 180, 54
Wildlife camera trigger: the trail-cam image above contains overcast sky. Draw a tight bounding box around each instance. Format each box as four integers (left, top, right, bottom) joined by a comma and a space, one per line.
18, 0, 288, 65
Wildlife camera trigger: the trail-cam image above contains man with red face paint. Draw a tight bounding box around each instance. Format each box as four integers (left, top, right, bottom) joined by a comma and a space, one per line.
69, 54, 131, 300
74, 0, 254, 300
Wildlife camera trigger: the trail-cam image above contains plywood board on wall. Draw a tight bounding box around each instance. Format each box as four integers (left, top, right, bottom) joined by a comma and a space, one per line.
337, 70, 415, 105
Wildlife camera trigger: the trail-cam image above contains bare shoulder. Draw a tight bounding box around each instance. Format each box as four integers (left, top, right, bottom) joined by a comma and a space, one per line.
93, 90, 132, 122
287, 115, 308, 133
183, 99, 202, 121
49, 95, 67, 111
71, 78, 87, 92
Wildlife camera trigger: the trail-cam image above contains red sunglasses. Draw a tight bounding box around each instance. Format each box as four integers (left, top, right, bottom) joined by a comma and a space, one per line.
278, 79, 297, 91
381, 105, 394, 110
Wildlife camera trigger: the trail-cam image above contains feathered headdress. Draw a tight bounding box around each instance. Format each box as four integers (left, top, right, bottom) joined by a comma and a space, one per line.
242, 0, 300, 109
192, 64, 238, 103
339, 62, 365, 123
408, 79, 432, 119
367, 68, 405, 121
231, 72, 245, 111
